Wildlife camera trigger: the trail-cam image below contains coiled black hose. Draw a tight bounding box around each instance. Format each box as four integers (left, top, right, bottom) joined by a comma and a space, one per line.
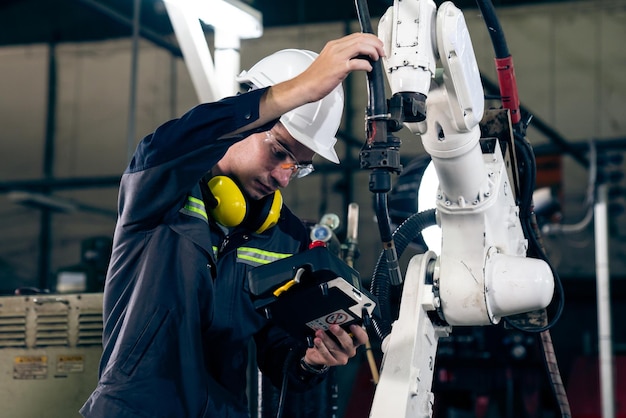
369, 209, 437, 340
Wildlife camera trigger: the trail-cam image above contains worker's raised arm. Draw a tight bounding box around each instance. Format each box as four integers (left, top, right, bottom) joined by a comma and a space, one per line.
236, 32, 385, 134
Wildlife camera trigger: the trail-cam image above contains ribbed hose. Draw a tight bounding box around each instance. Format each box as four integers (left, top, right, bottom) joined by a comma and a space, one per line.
540, 330, 572, 418
370, 209, 437, 340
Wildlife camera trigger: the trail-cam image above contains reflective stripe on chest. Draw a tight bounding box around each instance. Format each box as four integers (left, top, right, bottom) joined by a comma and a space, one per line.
236, 246, 293, 267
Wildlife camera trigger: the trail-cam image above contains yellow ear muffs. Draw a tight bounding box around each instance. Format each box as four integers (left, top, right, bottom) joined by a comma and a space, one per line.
206, 176, 282, 233
206, 176, 247, 228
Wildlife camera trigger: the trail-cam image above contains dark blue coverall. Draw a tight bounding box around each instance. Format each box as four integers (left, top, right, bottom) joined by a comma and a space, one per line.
80, 88, 325, 418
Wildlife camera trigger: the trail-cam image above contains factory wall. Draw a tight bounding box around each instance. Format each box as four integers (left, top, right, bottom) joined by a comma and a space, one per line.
0, 1, 625, 417
0, 0, 625, 290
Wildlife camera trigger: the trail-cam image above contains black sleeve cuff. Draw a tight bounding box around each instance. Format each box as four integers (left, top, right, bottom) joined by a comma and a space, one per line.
218, 87, 279, 139
285, 354, 329, 390
298, 357, 329, 375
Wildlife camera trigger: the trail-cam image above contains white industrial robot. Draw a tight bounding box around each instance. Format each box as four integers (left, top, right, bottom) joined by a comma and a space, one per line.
364, 1, 556, 416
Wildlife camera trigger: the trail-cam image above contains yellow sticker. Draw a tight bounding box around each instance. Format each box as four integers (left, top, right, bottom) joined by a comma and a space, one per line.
57, 354, 85, 373
13, 355, 48, 379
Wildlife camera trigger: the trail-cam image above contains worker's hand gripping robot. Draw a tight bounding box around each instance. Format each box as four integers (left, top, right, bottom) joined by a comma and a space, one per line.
363, 1, 556, 416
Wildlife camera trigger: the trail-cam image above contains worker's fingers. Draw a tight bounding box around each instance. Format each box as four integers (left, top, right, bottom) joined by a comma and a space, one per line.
324, 326, 355, 357
322, 325, 363, 357
303, 323, 370, 368
296, 33, 384, 102
330, 32, 386, 60
321, 33, 385, 72
325, 324, 367, 354
312, 335, 350, 366
349, 324, 369, 346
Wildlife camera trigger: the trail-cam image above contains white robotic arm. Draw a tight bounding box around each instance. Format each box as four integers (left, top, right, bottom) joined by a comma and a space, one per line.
380, 0, 554, 326
369, 1, 554, 416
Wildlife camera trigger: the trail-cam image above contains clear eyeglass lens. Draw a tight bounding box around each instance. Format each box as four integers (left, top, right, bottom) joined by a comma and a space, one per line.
294, 165, 314, 178
266, 132, 314, 179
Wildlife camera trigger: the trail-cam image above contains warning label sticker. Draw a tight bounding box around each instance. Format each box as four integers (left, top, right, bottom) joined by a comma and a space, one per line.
57, 354, 85, 373
13, 355, 48, 380
306, 309, 353, 331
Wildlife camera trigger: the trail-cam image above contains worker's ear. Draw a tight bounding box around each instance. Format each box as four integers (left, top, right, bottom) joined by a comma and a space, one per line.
206, 176, 282, 233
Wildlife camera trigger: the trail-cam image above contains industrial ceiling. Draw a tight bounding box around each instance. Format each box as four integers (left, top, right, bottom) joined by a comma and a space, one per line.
0, 0, 569, 47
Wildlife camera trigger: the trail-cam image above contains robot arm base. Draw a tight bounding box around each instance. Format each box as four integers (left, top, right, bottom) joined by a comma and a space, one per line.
370, 252, 451, 417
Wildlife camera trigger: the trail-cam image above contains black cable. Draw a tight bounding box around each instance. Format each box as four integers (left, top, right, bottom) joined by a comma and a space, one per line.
514, 131, 537, 216
354, 0, 387, 118
354, 0, 374, 33
355, 0, 403, 290
275, 350, 296, 418
374, 192, 393, 243
475, 2, 570, 415
506, 130, 564, 333
475, 0, 509, 58
474, 0, 565, 333
472, 3, 571, 415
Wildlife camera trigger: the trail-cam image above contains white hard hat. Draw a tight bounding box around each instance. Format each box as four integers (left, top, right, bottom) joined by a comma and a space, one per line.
236, 49, 344, 164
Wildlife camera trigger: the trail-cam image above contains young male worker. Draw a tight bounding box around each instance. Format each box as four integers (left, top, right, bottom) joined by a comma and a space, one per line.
80, 32, 385, 418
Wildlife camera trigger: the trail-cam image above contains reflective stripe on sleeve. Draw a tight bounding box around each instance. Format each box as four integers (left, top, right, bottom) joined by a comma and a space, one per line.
180, 196, 208, 223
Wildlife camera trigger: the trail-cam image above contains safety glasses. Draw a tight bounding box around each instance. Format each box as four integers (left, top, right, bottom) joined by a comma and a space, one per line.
264, 131, 314, 179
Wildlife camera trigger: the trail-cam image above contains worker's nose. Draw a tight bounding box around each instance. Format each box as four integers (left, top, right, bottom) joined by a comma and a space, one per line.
271, 166, 292, 188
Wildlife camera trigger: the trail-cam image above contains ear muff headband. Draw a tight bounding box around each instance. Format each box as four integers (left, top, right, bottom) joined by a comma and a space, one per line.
254, 190, 283, 233
206, 176, 282, 233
